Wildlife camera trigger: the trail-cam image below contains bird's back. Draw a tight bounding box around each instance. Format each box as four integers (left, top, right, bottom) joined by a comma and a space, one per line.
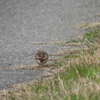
35, 50, 48, 65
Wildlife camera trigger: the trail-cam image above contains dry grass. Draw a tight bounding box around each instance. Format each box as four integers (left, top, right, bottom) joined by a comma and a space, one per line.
95, 14, 100, 17
1, 24, 100, 100
1, 47, 100, 100
75, 22, 100, 29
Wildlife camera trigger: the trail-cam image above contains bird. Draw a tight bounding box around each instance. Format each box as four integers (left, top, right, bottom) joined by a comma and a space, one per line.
35, 50, 48, 67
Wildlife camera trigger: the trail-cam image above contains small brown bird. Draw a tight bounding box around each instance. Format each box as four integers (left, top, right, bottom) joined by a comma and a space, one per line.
35, 50, 48, 67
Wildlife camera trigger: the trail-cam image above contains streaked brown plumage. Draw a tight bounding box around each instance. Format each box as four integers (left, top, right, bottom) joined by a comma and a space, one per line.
35, 50, 48, 66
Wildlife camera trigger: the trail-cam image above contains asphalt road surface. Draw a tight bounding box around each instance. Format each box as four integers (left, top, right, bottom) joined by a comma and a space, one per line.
0, 0, 100, 90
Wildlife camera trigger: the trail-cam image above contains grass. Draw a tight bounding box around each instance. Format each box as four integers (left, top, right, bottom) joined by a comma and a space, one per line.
64, 54, 80, 58
1, 26, 100, 100
84, 30, 100, 44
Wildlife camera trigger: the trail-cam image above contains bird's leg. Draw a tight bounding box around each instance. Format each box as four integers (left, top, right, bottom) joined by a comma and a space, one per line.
38, 63, 43, 68
37, 63, 42, 68
37, 65, 40, 69
45, 63, 49, 67
41, 64, 44, 67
